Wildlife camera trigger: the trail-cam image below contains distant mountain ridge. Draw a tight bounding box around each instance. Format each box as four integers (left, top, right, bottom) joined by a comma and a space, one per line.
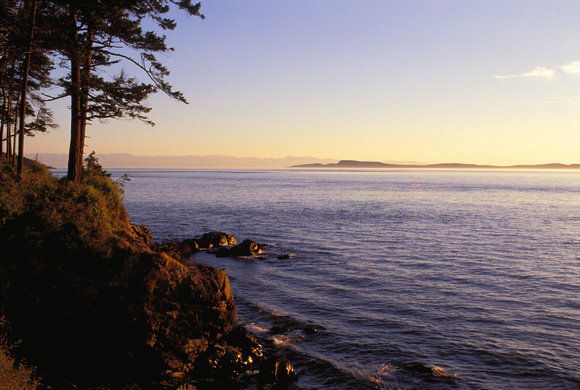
292, 160, 580, 169
27, 153, 336, 168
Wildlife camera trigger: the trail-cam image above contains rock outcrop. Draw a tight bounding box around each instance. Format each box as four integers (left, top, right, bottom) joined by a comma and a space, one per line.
0, 163, 297, 388
230, 239, 262, 256
0, 225, 237, 387
198, 231, 237, 248
142, 254, 237, 375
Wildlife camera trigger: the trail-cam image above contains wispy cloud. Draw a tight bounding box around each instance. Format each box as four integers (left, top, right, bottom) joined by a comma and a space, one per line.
494, 66, 555, 79
560, 61, 580, 75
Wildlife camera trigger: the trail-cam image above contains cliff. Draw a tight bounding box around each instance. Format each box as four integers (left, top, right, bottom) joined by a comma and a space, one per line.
0, 160, 241, 388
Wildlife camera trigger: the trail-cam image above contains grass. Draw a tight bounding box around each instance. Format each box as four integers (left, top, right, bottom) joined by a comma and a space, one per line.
0, 323, 38, 390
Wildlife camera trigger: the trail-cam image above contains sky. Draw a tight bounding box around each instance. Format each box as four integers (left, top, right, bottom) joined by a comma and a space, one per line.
27, 0, 580, 165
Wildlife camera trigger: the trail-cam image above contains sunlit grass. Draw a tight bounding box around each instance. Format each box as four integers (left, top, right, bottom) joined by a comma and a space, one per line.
0, 332, 39, 390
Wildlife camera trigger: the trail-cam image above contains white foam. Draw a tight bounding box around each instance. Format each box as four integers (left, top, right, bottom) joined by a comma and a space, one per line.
245, 323, 268, 334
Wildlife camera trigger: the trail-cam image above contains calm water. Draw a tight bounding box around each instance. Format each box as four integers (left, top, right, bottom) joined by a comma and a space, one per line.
114, 168, 580, 389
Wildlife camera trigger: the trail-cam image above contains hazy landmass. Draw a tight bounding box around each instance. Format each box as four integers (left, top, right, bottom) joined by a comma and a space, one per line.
26, 154, 580, 170
27, 153, 337, 169
291, 160, 580, 169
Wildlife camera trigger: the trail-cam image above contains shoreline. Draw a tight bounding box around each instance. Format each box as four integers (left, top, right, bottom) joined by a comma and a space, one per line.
0, 161, 298, 389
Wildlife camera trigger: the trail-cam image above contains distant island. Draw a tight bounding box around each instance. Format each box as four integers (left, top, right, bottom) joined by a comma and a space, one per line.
291, 160, 580, 169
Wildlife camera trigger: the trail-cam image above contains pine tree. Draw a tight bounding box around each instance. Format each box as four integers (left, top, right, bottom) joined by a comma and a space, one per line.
45, 0, 204, 182
0, 0, 55, 170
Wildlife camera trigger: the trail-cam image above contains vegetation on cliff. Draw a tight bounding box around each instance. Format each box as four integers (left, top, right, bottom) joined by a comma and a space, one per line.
0, 153, 129, 260
0, 323, 38, 390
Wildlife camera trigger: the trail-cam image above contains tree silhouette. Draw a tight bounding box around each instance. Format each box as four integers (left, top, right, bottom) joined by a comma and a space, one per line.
2, 1, 203, 179
45, 0, 204, 182
0, 0, 55, 172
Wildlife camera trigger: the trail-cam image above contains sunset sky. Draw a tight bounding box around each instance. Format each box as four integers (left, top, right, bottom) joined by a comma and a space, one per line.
28, 0, 580, 165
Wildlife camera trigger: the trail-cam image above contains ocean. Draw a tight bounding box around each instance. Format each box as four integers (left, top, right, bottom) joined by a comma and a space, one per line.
112, 168, 579, 389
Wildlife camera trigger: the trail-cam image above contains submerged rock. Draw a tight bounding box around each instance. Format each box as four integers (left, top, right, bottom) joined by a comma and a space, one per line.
303, 325, 318, 335
399, 362, 457, 382
215, 246, 232, 258
269, 326, 292, 335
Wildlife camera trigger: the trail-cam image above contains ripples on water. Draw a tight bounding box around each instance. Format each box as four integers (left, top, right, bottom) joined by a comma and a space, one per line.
114, 169, 580, 389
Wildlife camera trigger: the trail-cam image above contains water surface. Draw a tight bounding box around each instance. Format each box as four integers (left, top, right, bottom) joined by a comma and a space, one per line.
116, 169, 580, 389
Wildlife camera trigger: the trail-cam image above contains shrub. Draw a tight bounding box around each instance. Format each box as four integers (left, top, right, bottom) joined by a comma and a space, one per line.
0, 153, 131, 262
0, 346, 38, 390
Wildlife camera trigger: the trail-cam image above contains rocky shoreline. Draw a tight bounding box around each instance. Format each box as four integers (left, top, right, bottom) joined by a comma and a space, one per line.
134, 227, 302, 389
0, 160, 302, 389
2, 223, 299, 389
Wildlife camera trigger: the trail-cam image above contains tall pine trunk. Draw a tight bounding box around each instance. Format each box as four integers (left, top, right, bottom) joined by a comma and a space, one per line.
6, 111, 12, 162
17, 0, 37, 178
79, 28, 93, 159
0, 58, 6, 158
66, 8, 82, 182
4, 65, 14, 162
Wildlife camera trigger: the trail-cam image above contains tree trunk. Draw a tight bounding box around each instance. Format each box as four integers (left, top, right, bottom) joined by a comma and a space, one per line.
79, 28, 94, 162
11, 97, 17, 166
66, 8, 82, 182
17, 0, 37, 179
12, 115, 16, 166
5, 72, 14, 163
0, 58, 6, 158
6, 118, 12, 163
1, 59, 15, 161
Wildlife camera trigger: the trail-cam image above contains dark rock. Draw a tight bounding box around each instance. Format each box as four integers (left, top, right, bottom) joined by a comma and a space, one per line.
153, 238, 202, 258
182, 238, 200, 253
143, 256, 238, 374
303, 325, 318, 335
222, 325, 264, 361
153, 239, 183, 259
215, 247, 231, 258
198, 231, 237, 249
277, 253, 291, 260
131, 224, 154, 247
230, 239, 262, 257
269, 326, 292, 335
259, 356, 298, 385
401, 362, 434, 374
198, 340, 246, 376
191, 326, 264, 387
1, 247, 237, 386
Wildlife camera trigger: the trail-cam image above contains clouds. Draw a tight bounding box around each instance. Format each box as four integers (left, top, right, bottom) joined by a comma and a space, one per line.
560, 61, 580, 75
494, 61, 580, 80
